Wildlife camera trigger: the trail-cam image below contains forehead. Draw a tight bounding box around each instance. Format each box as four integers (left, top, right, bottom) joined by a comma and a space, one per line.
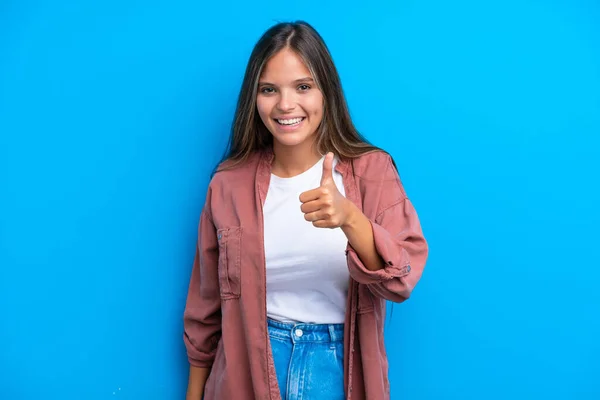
260, 48, 312, 81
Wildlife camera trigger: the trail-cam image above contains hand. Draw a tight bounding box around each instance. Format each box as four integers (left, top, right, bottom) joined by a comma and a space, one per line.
299, 152, 355, 229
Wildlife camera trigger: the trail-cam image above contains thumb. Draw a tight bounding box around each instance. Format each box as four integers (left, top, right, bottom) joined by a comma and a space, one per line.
320, 152, 334, 186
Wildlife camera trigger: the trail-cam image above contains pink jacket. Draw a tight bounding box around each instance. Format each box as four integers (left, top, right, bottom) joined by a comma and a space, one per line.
183, 149, 428, 399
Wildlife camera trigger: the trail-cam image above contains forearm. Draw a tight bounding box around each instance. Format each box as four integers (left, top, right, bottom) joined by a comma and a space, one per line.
341, 201, 384, 272
186, 366, 211, 400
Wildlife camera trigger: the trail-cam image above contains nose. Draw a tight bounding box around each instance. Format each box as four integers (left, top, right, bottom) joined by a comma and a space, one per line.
276, 90, 296, 112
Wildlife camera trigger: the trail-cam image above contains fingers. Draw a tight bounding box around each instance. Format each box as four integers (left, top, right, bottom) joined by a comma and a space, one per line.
300, 200, 322, 214
311, 219, 335, 229
304, 212, 337, 228
303, 210, 326, 222
299, 186, 331, 203
298, 153, 338, 229
320, 152, 334, 186
303, 209, 336, 223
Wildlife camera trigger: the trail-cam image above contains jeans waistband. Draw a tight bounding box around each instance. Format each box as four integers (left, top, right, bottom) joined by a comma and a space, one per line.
267, 318, 344, 343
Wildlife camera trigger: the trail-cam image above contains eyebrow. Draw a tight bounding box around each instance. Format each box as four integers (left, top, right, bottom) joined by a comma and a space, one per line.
258, 77, 314, 86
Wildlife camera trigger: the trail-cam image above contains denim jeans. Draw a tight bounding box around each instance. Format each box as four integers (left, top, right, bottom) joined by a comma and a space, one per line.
268, 318, 345, 400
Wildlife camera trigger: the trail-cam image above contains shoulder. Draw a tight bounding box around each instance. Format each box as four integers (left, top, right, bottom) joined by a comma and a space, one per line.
350, 150, 398, 182
202, 152, 262, 220
209, 152, 262, 189
350, 150, 407, 210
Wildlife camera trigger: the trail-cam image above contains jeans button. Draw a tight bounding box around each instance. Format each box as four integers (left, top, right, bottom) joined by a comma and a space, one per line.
294, 329, 303, 337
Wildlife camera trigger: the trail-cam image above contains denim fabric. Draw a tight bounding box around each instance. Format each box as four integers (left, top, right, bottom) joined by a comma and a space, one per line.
268, 318, 345, 400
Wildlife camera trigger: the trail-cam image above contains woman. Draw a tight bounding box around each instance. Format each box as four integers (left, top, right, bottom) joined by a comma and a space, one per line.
183, 20, 428, 400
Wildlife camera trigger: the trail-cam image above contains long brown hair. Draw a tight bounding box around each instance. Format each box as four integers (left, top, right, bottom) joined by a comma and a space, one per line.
216, 21, 383, 173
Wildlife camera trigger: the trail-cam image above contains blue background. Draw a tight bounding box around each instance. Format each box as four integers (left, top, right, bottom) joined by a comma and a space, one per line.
1, 0, 599, 398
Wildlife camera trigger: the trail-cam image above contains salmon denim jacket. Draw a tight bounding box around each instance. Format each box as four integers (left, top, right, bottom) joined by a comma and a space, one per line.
183, 149, 428, 399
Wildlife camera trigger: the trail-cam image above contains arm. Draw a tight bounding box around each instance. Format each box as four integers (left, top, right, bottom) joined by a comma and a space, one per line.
299, 152, 427, 302
186, 366, 211, 400
341, 201, 384, 271
183, 201, 222, 397
344, 156, 428, 302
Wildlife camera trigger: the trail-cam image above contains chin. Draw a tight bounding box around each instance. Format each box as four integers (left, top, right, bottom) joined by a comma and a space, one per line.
274, 135, 308, 147
270, 126, 313, 146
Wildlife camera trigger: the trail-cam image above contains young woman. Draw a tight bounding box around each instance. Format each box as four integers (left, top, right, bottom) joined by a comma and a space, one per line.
183, 21, 428, 400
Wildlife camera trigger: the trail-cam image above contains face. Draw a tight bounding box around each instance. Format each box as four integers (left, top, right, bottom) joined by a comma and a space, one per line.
256, 48, 324, 150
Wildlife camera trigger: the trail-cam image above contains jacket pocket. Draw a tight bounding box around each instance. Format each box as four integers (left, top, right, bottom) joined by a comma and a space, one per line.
216, 227, 242, 299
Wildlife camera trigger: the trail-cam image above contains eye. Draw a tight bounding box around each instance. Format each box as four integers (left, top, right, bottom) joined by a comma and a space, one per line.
260, 86, 275, 94
298, 84, 311, 91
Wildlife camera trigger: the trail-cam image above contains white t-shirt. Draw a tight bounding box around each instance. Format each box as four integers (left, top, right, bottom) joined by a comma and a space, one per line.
263, 156, 350, 324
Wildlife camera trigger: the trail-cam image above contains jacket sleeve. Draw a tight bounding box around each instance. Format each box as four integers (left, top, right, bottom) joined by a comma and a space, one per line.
183, 196, 222, 368
346, 155, 428, 303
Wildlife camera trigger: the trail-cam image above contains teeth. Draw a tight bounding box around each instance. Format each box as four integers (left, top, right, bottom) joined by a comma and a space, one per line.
277, 117, 303, 125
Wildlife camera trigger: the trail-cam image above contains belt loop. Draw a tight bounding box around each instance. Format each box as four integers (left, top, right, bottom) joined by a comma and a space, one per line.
328, 324, 336, 342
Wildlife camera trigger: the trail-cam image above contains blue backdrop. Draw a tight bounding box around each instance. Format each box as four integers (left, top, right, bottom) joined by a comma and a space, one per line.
1, 0, 598, 399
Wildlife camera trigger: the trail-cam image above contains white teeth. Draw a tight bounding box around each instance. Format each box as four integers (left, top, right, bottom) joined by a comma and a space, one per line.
277, 117, 303, 125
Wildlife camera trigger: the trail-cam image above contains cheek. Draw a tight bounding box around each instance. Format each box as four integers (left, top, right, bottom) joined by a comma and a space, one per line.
256, 98, 272, 123
309, 95, 324, 120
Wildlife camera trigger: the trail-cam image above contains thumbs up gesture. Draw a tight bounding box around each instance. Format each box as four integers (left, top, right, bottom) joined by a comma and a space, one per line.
299, 152, 353, 229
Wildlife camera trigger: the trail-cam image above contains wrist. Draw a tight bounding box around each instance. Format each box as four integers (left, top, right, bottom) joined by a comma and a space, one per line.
341, 199, 361, 230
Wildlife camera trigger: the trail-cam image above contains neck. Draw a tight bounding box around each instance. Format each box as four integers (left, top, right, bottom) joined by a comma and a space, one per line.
271, 139, 322, 178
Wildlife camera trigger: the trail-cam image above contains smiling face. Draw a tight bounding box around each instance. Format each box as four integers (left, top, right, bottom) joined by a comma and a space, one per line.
256, 47, 324, 152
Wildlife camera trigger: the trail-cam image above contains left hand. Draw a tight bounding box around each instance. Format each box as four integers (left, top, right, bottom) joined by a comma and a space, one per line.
299, 152, 354, 229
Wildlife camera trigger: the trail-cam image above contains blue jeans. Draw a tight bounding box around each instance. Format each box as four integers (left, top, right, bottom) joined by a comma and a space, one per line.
268, 318, 345, 400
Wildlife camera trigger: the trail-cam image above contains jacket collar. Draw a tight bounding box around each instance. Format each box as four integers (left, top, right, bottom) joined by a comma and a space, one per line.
257, 147, 351, 177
